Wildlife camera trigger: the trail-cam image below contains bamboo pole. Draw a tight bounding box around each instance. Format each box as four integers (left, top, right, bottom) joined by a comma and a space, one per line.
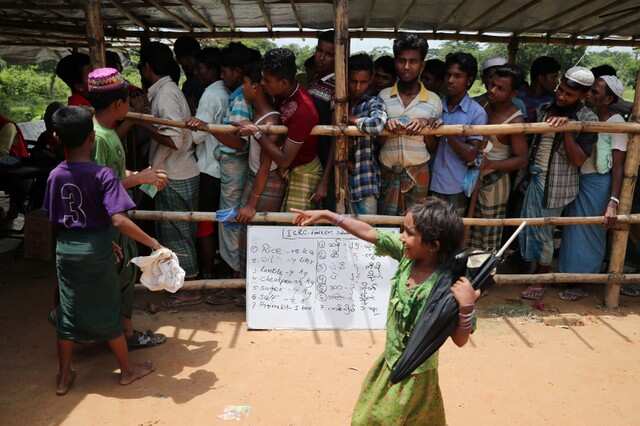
85, 0, 106, 68
507, 38, 519, 64
125, 112, 640, 136
334, 0, 349, 214
133, 274, 640, 292
605, 70, 640, 308
128, 210, 640, 227
553, 0, 628, 34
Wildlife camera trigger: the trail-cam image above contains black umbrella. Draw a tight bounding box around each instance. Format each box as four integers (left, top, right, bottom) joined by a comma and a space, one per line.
389, 222, 527, 384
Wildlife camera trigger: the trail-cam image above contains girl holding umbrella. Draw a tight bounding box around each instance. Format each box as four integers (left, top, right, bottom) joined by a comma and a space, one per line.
292, 197, 480, 425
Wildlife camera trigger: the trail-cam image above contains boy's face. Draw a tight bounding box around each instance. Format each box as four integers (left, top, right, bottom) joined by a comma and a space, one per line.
421, 71, 442, 93
538, 71, 559, 93
446, 63, 471, 98
177, 55, 197, 77
482, 67, 498, 91
261, 71, 289, 98
75, 64, 91, 94
555, 80, 585, 108
586, 79, 612, 108
112, 96, 130, 121
314, 40, 335, 77
373, 66, 395, 92
221, 66, 242, 91
348, 70, 372, 102
395, 49, 424, 84
242, 76, 258, 103
195, 62, 215, 86
488, 75, 515, 104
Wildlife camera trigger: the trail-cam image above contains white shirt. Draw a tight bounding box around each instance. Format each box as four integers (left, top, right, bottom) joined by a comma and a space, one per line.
147, 76, 200, 180
378, 82, 443, 168
581, 113, 628, 175
193, 80, 229, 178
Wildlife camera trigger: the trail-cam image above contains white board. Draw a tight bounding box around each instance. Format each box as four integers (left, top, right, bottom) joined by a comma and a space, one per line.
246, 226, 399, 330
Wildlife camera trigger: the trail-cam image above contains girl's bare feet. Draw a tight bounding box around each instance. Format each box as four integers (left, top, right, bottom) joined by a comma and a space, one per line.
56, 370, 76, 396
119, 361, 154, 385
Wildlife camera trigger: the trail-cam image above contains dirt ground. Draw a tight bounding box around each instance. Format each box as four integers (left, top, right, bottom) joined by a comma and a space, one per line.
2, 252, 640, 426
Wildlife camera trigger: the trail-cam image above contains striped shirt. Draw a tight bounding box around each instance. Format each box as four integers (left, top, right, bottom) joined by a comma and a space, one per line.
378, 82, 442, 168
221, 85, 253, 154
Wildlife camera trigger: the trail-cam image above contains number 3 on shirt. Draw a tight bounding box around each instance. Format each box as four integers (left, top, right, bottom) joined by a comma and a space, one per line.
61, 183, 87, 228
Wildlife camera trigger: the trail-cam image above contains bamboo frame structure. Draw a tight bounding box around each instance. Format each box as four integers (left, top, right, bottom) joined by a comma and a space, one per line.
145, 0, 193, 31
110, 0, 148, 30
178, 0, 214, 32
68, 0, 640, 308
555, 0, 628, 35
516, 0, 594, 34
478, 0, 541, 33
222, 0, 236, 32
465, 0, 507, 29
257, 0, 273, 33
334, 0, 349, 214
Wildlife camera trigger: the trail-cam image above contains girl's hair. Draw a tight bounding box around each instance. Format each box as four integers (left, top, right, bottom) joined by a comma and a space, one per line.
409, 197, 464, 264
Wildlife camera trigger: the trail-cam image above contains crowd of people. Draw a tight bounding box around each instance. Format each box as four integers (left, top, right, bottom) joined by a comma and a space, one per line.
0, 30, 636, 405
1, 33, 636, 305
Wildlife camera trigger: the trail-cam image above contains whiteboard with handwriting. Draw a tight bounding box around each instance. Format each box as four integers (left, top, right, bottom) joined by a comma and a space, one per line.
246, 226, 399, 330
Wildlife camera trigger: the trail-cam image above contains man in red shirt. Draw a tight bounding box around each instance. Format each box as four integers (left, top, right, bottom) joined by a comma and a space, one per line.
56, 53, 91, 107
254, 48, 322, 210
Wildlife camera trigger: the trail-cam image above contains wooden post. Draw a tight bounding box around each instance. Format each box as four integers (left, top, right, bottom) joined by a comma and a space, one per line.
85, 0, 106, 68
507, 37, 519, 64
333, 0, 349, 214
605, 70, 640, 308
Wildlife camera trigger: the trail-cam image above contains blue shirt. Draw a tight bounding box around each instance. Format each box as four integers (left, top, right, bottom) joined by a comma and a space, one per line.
221, 86, 253, 154
430, 94, 488, 195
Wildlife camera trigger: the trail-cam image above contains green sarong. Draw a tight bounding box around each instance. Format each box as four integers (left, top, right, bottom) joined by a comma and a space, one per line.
282, 157, 323, 211
55, 227, 122, 342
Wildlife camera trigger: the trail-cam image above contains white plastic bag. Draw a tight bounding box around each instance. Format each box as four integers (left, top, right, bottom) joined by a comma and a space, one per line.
131, 248, 185, 293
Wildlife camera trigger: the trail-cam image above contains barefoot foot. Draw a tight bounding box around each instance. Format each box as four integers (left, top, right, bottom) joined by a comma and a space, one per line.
56, 370, 76, 396
120, 361, 154, 385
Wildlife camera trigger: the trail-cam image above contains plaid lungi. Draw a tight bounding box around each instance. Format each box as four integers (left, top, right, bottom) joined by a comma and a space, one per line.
470, 172, 510, 252
155, 175, 200, 277
239, 170, 286, 273
282, 157, 323, 211
379, 164, 429, 216
218, 151, 248, 272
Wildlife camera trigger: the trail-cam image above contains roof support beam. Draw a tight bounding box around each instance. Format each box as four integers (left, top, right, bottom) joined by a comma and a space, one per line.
600, 16, 640, 40
465, 0, 507, 29
363, 0, 376, 31
516, 0, 594, 35
178, 0, 214, 31
144, 0, 192, 31
553, 0, 630, 35
577, 11, 634, 36
478, 0, 541, 33
110, 0, 148, 29
396, 0, 417, 31
222, 0, 236, 32
257, 0, 273, 32
289, 0, 304, 31
437, 0, 469, 31
85, 0, 106, 68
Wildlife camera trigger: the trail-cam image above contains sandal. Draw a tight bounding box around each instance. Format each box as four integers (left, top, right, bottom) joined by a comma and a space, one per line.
521, 286, 545, 301
56, 370, 76, 396
558, 287, 588, 302
204, 294, 234, 306
163, 297, 202, 308
127, 330, 167, 349
621, 284, 640, 297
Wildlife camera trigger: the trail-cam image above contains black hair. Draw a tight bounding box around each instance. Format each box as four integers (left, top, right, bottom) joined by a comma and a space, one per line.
43, 101, 63, 130
423, 58, 446, 80
221, 42, 258, 69
318, 30, 335, 44
349, 53, 374, 74
530, 56, 561, 83
409, 197, 464, 264
591, 64, 617, 78
87, 86, 129, 112
304, 56, 315, 69
139, 42, 175, 77
52, 106, 94, 150
55, 53, 90, 89
243, 58, 263, 84
262, 48, 297, 82
445, 52, 478, 83
105, 51, 122, 71
374, 55, 396, 76
196, 46, 223, 76
393, 33, 429, 61
173, 36, 201, 59
493, 64, 524, 91
170, 59, 181, 84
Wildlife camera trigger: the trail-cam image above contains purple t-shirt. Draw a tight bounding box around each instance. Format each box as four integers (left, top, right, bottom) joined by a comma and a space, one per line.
43, 161, 136, 230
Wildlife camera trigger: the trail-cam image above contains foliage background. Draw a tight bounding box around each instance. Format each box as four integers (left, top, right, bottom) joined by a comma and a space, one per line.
0, 40, 636, 122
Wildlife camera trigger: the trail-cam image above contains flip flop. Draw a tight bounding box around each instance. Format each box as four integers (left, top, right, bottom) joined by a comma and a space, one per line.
621, 285, 640, 297
56, 370, 76, 396
162, 297, 202, 309
558, 288, 588, 302
127, 330, 167, 349
521, 286, 545, 301
204, 294, 234, 306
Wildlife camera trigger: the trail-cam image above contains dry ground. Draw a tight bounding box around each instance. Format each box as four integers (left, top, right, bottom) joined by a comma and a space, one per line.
1, 252, 640, 426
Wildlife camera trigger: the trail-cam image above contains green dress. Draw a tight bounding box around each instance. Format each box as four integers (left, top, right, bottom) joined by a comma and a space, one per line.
351, 231, 446, 426
92, 119, 138, 318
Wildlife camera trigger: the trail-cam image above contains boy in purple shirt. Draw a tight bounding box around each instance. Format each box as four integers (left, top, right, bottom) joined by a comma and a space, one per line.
44, 106, 160, 395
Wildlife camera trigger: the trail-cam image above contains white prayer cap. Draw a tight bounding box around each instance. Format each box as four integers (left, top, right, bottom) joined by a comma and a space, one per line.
481, 57, 508, 72
600, 75, 624, 98
565, 66, 595, 88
